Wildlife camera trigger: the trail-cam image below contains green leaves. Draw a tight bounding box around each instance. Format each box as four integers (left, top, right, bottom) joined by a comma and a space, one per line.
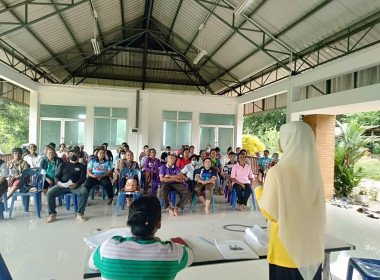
0, 99, 29, 154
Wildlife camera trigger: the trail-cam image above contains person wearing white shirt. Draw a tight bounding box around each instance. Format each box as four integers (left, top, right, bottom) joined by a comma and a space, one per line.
181, 154, 202, 193
23, 144, 43, 168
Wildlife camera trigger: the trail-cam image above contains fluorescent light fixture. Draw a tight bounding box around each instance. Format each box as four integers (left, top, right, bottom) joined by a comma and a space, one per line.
193, 49, 207, 64
234, 0, 255, 15
91, 38, 100, 55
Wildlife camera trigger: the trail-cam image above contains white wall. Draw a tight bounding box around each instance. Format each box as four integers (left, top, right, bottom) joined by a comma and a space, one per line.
142, 90, 239, 154
35, 85, 241, 156
37, 84, 137, 155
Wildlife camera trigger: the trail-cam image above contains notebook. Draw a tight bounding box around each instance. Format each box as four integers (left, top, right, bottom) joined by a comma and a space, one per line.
215, 240, 259, 260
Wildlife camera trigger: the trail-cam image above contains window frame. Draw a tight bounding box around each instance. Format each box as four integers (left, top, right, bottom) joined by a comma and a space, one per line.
162, 111, 192, 149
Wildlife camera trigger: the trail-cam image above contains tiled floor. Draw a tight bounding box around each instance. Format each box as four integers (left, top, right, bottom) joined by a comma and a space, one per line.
1, 195, 379, 280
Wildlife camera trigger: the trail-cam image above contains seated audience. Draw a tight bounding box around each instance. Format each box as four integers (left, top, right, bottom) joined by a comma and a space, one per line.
159, 154, 191, 216
144, 148, 161, 194
78, 144, 89, 165
230, 152, 253, 212
258, 149, 271, 180
56, 143, 66, 158
176, 148, 190, 170
102, 143, 113, 163
189, 145, 195, 157
48, 142, 56, 150
140, 146, 150, 169
0, 158, 8, 203
46, 149, 88, 223
210, 149, 224, 195
40, 147, 63, 195
194, 158, 217, 215
240, 149, 251, 166
139, 144, 149, 162
23, 143, 43, 168
6, 147, 30, 199
181, 154, 201, 193
198, 150, 206, 165
89, 196, 193, 279
85, 149, 114, 205
223, 151, 237, 193
215, 147, 222, 160
118, 150, 139, 207
160, 146, 171, 163
113, 147, 123, 168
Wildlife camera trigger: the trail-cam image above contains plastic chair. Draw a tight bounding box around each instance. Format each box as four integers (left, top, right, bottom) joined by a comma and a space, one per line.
231, 188, 257, 211
0, 253, 12, 280
9, 168, 46, 218
0, 202, 3, 219
63, 193, 78, 213
90, 185, 106, 200
114, 168, 141, 216
148, 164, 161, 195
346, 257, 380, 280
2, 193, 8, 211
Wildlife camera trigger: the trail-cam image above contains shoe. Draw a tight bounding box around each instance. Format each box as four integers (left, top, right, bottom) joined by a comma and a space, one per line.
76, 214, 88, 222
46, 214, 56, 223
367, 214, 379, 219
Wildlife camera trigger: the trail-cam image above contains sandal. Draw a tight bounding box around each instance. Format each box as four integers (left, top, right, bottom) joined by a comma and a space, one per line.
357, 208, 364, 213
367, 214, 379, 219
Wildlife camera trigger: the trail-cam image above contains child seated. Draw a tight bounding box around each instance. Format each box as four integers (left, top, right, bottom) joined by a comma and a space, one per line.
89, 196, 194, 280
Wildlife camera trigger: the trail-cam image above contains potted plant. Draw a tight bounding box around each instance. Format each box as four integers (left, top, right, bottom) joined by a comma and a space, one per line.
355, 186, 369, 203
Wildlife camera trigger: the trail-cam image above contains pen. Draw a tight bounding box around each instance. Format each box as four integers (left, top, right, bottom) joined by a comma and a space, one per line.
198, 236, 214, 246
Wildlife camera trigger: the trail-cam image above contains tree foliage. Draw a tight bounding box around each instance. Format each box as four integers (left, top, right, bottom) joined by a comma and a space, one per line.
0, 99, 29, 154
334, 120, 371, 198
243, 109, 286, 135
260, 128, 281, 155
242, 135, 265, 155
337, 111, 380, 126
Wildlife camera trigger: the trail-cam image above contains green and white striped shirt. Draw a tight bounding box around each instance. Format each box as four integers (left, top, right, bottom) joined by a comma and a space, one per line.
89, 236, 194, 280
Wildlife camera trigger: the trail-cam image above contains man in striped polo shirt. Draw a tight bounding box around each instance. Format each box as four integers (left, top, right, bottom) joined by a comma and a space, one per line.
89, 196, 193, 279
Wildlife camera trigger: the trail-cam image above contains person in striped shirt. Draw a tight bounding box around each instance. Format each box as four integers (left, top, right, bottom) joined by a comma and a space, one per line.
89, 196, 194, 280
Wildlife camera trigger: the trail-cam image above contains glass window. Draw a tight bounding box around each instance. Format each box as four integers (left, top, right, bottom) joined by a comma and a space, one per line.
112, 108, 128, 118
94, 107, 128, 147
163, 111, 177, 120
179, 112, 192, 120
40, 105, 85, 118
162, 111, 192, 149
64, 121, 84, 145
41, 120, 61, 147
94, 107, 110, 117
199, 113, 235, 125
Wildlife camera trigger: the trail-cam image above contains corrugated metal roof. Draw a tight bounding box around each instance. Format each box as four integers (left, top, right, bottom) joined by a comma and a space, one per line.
0, 0, 379, 94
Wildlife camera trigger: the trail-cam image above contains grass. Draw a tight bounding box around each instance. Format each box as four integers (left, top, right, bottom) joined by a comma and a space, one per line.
356, 157, 380, 181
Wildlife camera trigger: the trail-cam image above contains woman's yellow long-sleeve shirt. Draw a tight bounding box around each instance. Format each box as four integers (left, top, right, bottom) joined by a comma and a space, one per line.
255, 186, 297, 268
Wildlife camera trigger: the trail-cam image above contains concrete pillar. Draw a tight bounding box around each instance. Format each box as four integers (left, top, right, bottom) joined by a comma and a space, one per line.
303, 114, 336, 199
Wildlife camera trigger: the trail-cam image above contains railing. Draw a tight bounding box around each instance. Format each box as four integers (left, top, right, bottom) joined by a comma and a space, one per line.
0, 154, 12, 162
247, 156, 259, 175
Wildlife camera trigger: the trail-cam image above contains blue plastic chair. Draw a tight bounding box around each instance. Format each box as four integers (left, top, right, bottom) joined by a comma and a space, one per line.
114, 168, 141, 216
9, 168, 46, 218
346, 258, 380, 280
231, 187, 257, 211
2, 193, 8, 211
0, 201, 3, 219
64, 193, 78, 213
90, 185, 106, 200
0, 253, 12, 280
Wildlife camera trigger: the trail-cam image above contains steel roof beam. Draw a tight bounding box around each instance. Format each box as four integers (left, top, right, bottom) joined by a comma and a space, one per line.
88, 62, 195, 73
0, 0, 90, 38
0, 0, 70, 75
49, 0, 86, 60
119, 0, 126, 40
62, 31, 146, 84
142, 0, 154, 90
207, 0, 333, 86
150, 31, 209, 94
198, 0, 267, 67
165, 0, 183, 43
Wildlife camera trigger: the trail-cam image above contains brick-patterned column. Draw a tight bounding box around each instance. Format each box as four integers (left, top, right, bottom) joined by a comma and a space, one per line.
303, 115, 336, 200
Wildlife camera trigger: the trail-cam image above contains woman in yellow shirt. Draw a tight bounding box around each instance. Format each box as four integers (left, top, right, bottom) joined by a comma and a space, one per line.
253, 122, 326, 280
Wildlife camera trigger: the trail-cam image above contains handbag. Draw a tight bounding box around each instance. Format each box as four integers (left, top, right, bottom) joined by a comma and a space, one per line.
122, 178, 139, 192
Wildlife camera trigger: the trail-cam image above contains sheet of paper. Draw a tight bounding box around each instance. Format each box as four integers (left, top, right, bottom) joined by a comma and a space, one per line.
245, 225, 269, 248
60, 180, 73, 188
215, 240, 259, 260
83, 228, 132, 248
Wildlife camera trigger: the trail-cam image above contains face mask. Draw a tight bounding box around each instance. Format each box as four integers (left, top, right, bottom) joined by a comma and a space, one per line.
191, 160, 197, 165
69, 155, 78, 161
166, 150, 170, 153
206, 149, 210, 153
121, 154, 126, 159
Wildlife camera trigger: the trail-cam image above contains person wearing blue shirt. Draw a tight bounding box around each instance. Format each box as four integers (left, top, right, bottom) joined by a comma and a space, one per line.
85, 149, 114, 205
258, 149, 271, 180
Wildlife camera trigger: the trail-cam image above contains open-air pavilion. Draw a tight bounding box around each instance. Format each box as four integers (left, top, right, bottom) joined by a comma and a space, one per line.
1, 1, 380, 279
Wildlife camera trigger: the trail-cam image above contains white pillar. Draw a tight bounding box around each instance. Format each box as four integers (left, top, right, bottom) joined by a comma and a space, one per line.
28, 90, 40, 148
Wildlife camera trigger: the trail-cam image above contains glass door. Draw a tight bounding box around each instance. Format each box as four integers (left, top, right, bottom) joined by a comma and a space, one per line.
200, 126, 234, 152
40, 119, 84, 147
